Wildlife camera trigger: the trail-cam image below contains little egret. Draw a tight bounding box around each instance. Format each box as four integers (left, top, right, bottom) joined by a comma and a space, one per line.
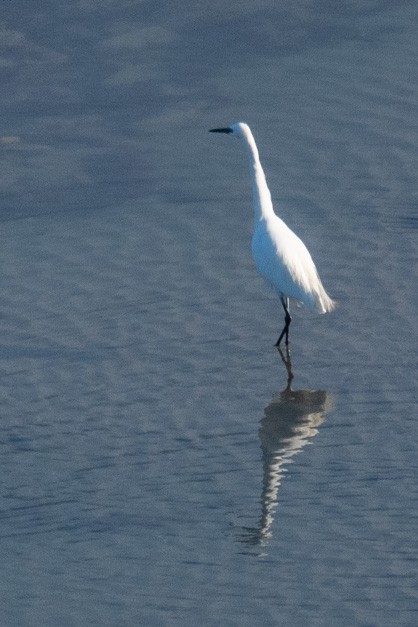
210, 122, 335, 347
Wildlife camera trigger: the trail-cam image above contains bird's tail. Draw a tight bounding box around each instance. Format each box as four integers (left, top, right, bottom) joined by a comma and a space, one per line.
316, 288, 337, 314
316, 290, 337, 313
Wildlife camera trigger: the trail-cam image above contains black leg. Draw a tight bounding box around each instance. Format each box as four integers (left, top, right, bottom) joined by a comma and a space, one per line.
275, 297, 291, 347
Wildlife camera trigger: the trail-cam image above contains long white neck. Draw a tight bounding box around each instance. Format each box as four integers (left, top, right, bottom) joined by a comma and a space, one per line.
241, 129, 275, 225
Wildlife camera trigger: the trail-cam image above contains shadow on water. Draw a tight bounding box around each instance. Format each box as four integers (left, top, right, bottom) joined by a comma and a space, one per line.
236, 348, 334, 556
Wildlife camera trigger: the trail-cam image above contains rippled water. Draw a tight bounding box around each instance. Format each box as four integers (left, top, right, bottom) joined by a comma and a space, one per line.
1, 2, 417, 625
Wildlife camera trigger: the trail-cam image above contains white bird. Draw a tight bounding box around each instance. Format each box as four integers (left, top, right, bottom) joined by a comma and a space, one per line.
210, 122, 335, 347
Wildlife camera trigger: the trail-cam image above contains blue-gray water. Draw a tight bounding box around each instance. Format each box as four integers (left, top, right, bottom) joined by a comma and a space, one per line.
1, 2, 417, 625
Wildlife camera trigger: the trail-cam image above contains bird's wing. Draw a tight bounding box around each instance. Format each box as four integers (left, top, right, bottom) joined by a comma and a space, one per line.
266, 218, 333, 311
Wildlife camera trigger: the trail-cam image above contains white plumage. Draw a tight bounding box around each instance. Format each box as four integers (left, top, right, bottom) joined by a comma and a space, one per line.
210, 122, 335, 346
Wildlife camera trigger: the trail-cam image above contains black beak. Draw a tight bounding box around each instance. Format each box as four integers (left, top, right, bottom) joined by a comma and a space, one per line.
209, 127, 233, 134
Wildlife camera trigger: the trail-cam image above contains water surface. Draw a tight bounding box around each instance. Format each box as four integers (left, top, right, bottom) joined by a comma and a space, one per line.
0, 2, 417, 625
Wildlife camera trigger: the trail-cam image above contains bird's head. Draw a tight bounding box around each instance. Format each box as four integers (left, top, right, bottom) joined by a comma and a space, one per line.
209, 122, 251, 140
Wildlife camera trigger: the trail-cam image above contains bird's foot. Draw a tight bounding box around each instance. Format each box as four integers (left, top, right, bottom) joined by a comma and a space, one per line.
274, 340, 290, 350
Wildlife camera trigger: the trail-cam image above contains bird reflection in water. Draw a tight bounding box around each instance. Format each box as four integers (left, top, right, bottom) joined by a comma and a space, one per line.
237, 347, 333, 553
